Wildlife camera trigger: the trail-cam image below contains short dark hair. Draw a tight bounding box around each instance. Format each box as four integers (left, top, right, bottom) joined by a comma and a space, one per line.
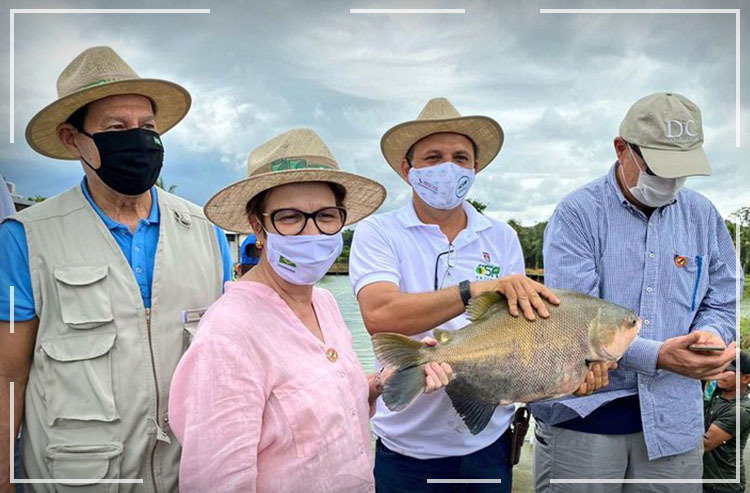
405, 134, 479, 166
245, 182, 347, 229
65, 104, 89, 132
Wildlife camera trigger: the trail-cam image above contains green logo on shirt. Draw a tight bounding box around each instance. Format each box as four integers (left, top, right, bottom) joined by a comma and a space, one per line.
475, 263, 501, 280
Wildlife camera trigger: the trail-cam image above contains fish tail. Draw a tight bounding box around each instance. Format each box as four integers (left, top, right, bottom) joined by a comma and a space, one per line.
372, 333, 430, 412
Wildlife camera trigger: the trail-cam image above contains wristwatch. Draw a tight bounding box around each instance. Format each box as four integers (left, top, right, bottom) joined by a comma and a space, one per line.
459, 280, 472, 307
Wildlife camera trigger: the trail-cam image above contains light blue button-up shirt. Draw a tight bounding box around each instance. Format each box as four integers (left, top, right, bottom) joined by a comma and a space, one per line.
529, 163, 741, 460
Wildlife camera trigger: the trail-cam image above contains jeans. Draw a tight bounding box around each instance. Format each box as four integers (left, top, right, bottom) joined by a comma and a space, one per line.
374, 430, 512, 492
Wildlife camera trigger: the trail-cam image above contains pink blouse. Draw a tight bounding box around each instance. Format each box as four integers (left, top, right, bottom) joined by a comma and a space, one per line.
168, 281, 374, 492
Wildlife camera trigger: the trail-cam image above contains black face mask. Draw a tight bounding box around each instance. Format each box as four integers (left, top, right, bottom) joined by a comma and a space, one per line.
80, 128, 164, 196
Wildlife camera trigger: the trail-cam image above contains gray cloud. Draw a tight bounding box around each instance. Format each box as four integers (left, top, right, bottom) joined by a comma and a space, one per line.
1, 0, 747, 227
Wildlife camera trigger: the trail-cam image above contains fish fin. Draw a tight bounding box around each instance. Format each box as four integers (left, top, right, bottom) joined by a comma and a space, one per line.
382, 365, 426, 412
372, 333, 429, 412
432, 329, 453, 344
445, 378, 498, 435
465, 291, 503, 321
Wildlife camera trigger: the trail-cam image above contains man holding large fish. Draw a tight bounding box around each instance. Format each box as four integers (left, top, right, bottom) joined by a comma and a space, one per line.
350, 97, 615, 492
529, 93, 741, 492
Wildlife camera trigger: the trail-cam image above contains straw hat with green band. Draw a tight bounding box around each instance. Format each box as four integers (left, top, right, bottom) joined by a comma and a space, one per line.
26, 46, 191, 160
380, 97, 504, 177
619, 92, 711, 179
204, 128, 387, 234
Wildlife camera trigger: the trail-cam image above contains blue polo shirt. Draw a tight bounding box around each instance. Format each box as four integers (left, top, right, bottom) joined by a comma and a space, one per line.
0, 178, 233, 321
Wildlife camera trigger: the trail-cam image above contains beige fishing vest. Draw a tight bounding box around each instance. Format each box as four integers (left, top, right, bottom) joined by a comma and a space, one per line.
12, 185, 224, 492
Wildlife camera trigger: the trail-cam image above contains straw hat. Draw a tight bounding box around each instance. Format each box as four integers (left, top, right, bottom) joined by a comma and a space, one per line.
204, 128, 387, 234
26, 46, 191, 160
381, 97, 504, 177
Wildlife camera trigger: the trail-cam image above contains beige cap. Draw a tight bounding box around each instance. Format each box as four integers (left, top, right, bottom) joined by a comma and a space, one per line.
619, 92, 711, 178
380, 97, 504, 178
26, 46, 191, 160
204, 128, 386, 234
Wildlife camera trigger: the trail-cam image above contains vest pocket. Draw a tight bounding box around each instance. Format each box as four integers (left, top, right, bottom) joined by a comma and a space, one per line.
54, 266, 114, 329
46, 442, 123, 492
40, 331, 119, 426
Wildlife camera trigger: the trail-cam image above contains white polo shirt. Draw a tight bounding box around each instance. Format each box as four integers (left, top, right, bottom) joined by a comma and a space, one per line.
349, 199, 525, 459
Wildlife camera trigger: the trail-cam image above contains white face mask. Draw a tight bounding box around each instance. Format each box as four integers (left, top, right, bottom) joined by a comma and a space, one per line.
622, 146, 685, 208
264, 232, 343, 285
408, 161, 476, 210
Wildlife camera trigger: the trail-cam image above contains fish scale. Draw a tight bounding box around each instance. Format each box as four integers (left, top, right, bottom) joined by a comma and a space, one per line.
372, 288, 641, 435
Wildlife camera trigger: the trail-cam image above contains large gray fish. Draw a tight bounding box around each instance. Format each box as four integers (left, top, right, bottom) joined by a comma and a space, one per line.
372, 289, 641, 435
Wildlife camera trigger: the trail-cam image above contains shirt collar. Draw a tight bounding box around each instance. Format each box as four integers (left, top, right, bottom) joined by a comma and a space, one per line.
396, 199, 492, 233
80, 177, 159, 230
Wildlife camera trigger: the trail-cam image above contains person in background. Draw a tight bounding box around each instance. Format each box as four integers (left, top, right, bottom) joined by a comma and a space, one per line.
529, 92, 740, 492
703, 351, 750, 493
236, 233, 262, 277
0, 46, 232, 492
169, 128, 453, 492
0, 176, 14, 219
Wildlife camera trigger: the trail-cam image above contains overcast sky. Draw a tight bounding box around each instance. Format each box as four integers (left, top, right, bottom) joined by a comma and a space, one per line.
1, 0, 747, 227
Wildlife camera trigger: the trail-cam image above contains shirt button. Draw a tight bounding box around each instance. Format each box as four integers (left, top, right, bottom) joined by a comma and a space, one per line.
351, 409, 357, 416
136, 267, 142, 274
649, 253, 655, 258
359, 446, 365, 455
135, 246, 141, 252
640, 383, 645, 389
644, 319, 650, 325
646, 287, 653, 293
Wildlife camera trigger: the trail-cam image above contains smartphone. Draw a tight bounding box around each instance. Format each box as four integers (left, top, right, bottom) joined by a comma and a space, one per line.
688, 344, 725, 352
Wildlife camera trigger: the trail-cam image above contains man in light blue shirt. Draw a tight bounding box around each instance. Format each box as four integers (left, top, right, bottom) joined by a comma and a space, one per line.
530, 93, 740, 492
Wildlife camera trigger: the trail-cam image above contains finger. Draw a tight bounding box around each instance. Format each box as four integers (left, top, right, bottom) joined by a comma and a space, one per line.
702, 370, 735, 381
505, 287, 519, 317
528, 290, 550, 318
537, 283, 562, 305
424, 374, 437, 394
440, 363, 454, 381
593, 365, 604, 389
427, 362, 449, 387
607, 361, 618, 371
421, 337, 438, 346
574, 382, 589, 396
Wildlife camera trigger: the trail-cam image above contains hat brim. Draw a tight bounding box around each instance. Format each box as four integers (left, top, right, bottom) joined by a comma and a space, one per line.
204, 169, 386, 234
380, 116, 504, 177
25, 78, 191, 160
640, 146, 712, 179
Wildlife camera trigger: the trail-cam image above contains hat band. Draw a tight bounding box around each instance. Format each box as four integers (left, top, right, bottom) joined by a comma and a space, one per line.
251, 155, 339, 175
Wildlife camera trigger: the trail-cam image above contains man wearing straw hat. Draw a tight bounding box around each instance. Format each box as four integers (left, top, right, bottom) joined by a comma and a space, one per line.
0, 46, 232, 491
350, 98, 605, 490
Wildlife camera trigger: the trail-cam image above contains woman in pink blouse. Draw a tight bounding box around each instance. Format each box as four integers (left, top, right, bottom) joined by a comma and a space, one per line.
169, 129, 452, 492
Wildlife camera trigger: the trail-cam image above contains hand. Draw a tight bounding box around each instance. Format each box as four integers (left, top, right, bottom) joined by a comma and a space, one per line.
471, 274, 561, 321
421, 337, 453, 394
657, 331, 736, 380
573, 361, 617, 396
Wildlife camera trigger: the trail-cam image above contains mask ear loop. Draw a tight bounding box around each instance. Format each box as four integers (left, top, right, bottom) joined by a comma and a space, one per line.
618, 144, 644, 191
75, 128, 99, 172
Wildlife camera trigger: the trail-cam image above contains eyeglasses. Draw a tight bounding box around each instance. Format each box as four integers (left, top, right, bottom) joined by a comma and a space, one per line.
262, 207, 347, 236
433, 245, 456, 290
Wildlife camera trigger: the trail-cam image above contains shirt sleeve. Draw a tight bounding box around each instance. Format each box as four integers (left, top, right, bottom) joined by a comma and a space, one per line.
689, 208, 742, 345
542, 205, 600, 296
0, 220, 36, 322
168, 332, 265, 492
214, 226, 234, 286
349, 219, 401, 296
504, 227, 525, 275
711, 403, 738, 436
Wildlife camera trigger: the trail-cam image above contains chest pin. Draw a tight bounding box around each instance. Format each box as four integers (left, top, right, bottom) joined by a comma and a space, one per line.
674, 255, 688, 268
326, 347, 339, 362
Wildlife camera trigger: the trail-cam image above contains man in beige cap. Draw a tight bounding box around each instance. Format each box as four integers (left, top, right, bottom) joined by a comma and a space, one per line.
529, 92, 741, 492
350, 97, 608, 491
0, 46, 232, 492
